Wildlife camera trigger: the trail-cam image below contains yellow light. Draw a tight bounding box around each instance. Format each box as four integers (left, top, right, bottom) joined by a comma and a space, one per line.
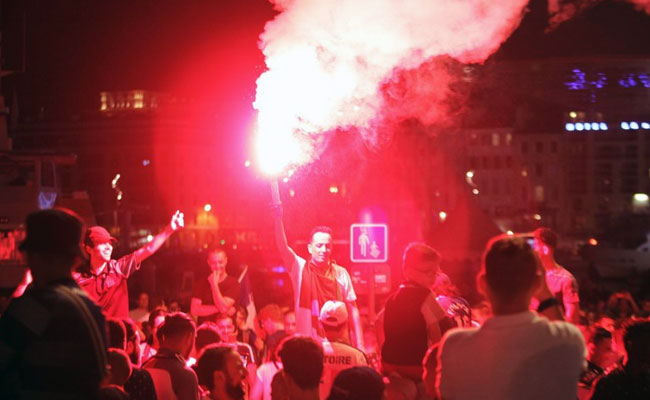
569, 111, 577, 118
146, 234, 154, 242
533, 214, 541, 221
438, 211, 447, 221
506, 230, 514, 235
466, 171, 474, 178
329, 185, 339, 194
472, 188, 479, 195
633, 193, 649, 202
521, 169, 528, 177
588, 238, 598, 246
204, 204, 212, 212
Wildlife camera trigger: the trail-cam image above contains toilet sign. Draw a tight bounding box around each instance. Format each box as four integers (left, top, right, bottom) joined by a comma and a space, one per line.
350, 223, 388, 263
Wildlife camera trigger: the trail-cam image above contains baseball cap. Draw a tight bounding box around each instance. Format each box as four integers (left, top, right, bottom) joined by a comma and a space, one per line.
319, 300, 348, 327
85, 226, 117, 247
19, 208, 85, 258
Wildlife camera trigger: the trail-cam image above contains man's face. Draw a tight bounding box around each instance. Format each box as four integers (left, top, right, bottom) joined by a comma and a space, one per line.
216, 317, 236, 343
222, 350, 247, 400
86, 241, 113, 263
208, 251, 228, 274
592, 338, 614, 360
284, 312, 296, 335
138, 293, 149, 309
533, 238, 550, 257
308, 232, 332, 265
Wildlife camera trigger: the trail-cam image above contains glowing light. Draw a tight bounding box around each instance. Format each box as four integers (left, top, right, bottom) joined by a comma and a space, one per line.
220, 239, 226, 245
588, 238, 598, 246
591, 122, 600, 131
146, 234, 154, 242
583, 123, 591, 131
642, 122, 650, 130
142, 159, 150, 166
439, 211, 447, 221
289, 189, 295, 197
117, 193, 123, 201
575, 122, 584, 131
472, 188, 479, 195
244, 160, 251, 168
630, 122, 639, 130
111, 174, 121, 189
466, 171, 474, 178
533, 214, 541, 221
329, 185, 339, 194
565, 123, 575, 131
506, 230, 514, 235
621, 122, 630, 130
204, 204, 212, 212
282, 177, 289, 183
600, 122, 608, 130
521, 169, 528, 177
634, 193, 649, 202
569, 111, 577, 118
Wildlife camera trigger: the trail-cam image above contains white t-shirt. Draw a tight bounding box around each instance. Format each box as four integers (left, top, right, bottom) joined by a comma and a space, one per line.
319, 339, 368, 399
253, 361, 282, 400
437, 311, 586, 400
290, 256, 357, 336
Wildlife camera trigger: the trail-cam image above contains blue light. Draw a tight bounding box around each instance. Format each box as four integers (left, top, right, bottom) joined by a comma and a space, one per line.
584, 123, 592, 131
642, 122, 650, 130
575, 122, 584, 131
630, 122, 639, 130
565, 123, 575, 132
621, 122, 630, 130
600, 122, 608, 130
591, 122, 600, 131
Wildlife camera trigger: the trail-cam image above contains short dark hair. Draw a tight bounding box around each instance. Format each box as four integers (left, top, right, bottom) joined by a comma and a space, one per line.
195, 322, 221, 354
106, 348, 132, 386
482, 235, 539, 303
309, 226, 333, 242
622, 319, 650, 355
195, 345, 235, 391
107, 318, 127, 350
327, 366, 384, 400
402, 242, 441, 276
157, 312, 196, 341
278, 336, 323, 390
533, 228, 557, 251
589, 327, 613, 346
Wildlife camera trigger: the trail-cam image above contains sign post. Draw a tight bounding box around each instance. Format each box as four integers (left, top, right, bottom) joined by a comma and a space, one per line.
350, 223, 388, 323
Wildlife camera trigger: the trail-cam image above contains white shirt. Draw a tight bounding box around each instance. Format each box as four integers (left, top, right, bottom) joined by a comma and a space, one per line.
437, 311, 586, 400
290, 256, 357, 336
319, 338, 368, 399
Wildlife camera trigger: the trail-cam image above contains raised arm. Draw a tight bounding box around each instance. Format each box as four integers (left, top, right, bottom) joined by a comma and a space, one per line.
347, 301, 365, 350
271, 181, 298, 270
132, 210, 184, 264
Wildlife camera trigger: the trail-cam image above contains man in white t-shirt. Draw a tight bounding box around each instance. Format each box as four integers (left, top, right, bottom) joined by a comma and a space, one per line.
436, 235, 586, 400
271, 183, 363, 349
318, 301, 368, 399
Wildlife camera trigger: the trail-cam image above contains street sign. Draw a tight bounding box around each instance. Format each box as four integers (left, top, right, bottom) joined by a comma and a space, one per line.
350, 223, 388, 263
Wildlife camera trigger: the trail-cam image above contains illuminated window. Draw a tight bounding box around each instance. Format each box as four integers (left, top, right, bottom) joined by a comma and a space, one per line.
534, 185, 544, 202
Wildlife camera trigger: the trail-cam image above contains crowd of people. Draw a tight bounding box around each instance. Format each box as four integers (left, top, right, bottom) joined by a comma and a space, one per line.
1, 196, 650, 399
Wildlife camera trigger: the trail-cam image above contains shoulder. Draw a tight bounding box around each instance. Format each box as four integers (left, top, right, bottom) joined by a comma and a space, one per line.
332, 264, 352, 278
440, 326, 480, 351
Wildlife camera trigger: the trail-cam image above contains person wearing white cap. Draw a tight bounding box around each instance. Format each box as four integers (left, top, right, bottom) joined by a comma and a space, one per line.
318, 300, 369, 400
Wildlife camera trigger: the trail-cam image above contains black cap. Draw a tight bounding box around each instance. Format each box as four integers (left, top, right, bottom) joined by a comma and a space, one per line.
19, 208, 85, 258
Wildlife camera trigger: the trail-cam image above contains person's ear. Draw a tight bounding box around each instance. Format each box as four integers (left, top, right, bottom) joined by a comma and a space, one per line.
307, 242, 313, 255
213, 370, 226, 391
476, 272, 488, 298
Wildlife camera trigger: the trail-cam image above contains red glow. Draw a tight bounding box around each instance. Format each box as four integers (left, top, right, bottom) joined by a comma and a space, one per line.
588, 238, 598, 246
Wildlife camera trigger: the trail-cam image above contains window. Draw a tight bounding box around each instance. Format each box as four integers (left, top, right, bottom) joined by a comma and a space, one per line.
521, 142, 528, 154
534, 185, 544, 202
536, 142, 543, 153
535, 163, 543, 177
491, 133, 500, 146
551, 141, 558, 153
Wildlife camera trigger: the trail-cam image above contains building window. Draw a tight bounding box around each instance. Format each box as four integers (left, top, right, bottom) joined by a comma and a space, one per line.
521, 142, 528, 154
536, 142, 543, 153
534, 185, 544, 202
482, 156, 490, 169
494, 156, 502, 169
505, 156, 513, 168
535, 163, 543, 177
551, 141, 558, 153
492, 133, 500, 146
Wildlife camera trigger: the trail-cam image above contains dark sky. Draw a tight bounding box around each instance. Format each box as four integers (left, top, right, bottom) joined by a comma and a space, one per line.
3, 0, 650, 111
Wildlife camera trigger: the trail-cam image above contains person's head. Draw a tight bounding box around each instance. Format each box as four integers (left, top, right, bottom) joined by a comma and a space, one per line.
215, 314, 237, 343
595, 316, 616, 333
195, 344, 247, 400
234, 305, 248, 330
588, 327, 614, 364
145, 306, 168, 345
422, 343, 439, 397
157, 312, 196, 359
478, 235, 541, 312
402, 242, 441, 287
308, 226, 333, 266
84, 226, 118, 264
122, 318, 142, 367
137, 292, 150, 310
106, 348, 132, 387
271, 370, 290, 400
533, 227, 557, 258
258, 303, 285, 335
326, 366, 384, 400
107, 318, 127, 350
278, 336, 324, 393
207, 249, 228, 275
19, 208, 86, 284
622, 319, 650, 366
284, 311, 297, 336
319, 300, 348, 339
195, 322, 221, 354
